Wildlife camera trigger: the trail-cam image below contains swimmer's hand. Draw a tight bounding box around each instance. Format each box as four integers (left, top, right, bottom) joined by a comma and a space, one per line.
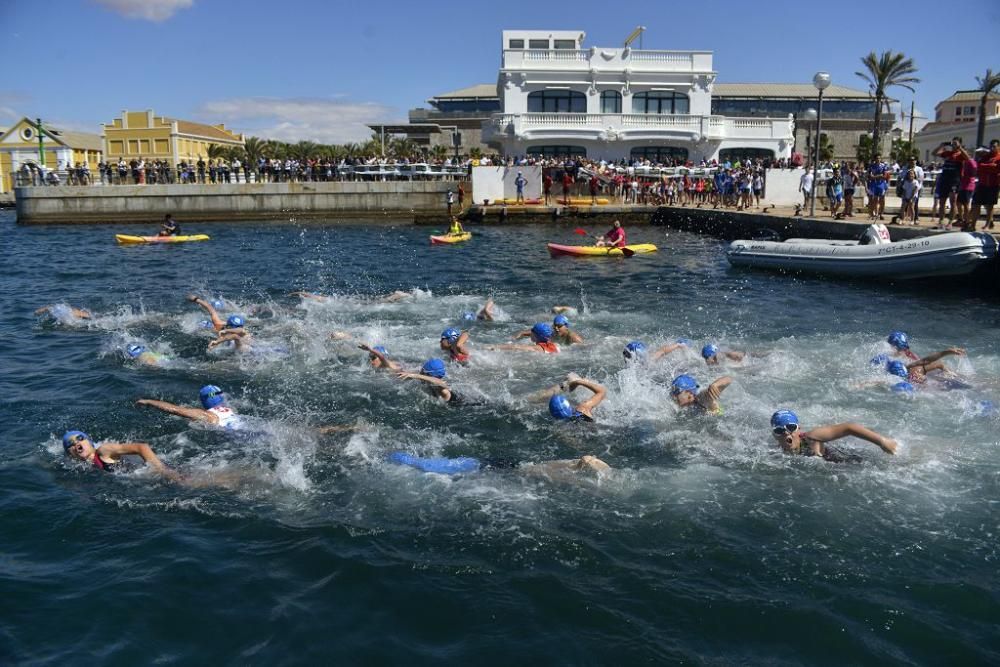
947, 347, 966, 356
395, 371, 417, 380
329, 331, 352, 341
135, 399, 154, 406
880, 437, 898, 455
357, 343, 372, 352
187, 294, 200, 303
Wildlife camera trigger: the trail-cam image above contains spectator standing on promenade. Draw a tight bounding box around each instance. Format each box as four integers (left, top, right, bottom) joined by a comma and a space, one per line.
446, 189, 455, 216
826, 167, 844, 218
589, 174, 599, 204
906, 157, 925, 221
543, 172, 553, 204
799, 168, 814, 209
934, 137, 970, 228
231, 157, 241, 183
955, 154, 978, 229
968, 141, 999, 230
562, 170, 573, 203
514, 171, 526, 203
197, 157, 206, 183
842, 163, 857, 217
866, 155, 889, 220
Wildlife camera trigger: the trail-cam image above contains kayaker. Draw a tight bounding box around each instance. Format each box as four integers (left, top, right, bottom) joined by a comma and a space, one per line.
137, 385, 245, 430
670, 374, 731, 415
489, 323, 560, 354
159, 214, 181, 237
448, 217, 465, 235
396, 358, 470, 405
596, 220, 626, 248
440, 327, 471, 364
62, 430, 178, 479
769, 409, 897, 462
358, 343, 401, 371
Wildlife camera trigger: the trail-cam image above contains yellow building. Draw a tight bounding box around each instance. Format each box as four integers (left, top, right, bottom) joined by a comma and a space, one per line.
0, 117, 103, 192
102, 109, 245, 167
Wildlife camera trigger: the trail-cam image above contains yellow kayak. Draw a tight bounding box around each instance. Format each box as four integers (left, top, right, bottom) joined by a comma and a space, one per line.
430, 232, 472, 245
547, 243, 658, 257
116, 234, 210, 245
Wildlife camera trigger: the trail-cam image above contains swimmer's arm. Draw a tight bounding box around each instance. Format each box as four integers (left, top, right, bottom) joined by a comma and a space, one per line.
724, 350, 746, 362
396, 372, 449, 389
805, 423, 897, 455
551, 306, 573, 314
187, 295, 225, 330
135, 399, 219, 424
487, 343, 538, 352
456, 331, 470, 352
704, 376, 732, 400
651, 343, 683, 360
910, 348, 965, 366
358, 344, 398, 369
512, 329, 532, 340
102, 442, 179, 478
208, 332, 242, 349
571, 378, 607, 412
567, 331, 584, 344
288, 291, 328, 301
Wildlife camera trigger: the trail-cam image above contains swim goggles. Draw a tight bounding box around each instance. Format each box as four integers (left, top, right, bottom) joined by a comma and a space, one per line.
772, 423, 799, 436
67, 433, 88, 446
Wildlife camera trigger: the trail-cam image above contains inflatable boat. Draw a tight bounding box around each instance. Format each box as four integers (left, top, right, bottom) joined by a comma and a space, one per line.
726, 229, 997, 280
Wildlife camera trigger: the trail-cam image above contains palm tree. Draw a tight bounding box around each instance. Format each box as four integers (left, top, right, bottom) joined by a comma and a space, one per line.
855, 51, 920, 157
817, 133, 835, 162
974, 68, 1000, 148
242, 136, 265, 166
207, 143, 228, 160
430, 144, 449, 160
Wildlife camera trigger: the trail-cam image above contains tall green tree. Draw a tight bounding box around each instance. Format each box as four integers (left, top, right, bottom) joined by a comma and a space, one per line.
242, 136, 265, 165
856, 135, 875, 163
855, 51, 920, 157
206, 143, 228, 160
974, 68, 1000, 148
890, 138, 918, 163
818, 133, 835, 162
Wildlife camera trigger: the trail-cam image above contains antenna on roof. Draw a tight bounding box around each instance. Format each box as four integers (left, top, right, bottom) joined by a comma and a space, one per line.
624, 26, 646, 49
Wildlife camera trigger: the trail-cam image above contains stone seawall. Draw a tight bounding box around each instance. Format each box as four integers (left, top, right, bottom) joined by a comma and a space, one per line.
15, 182, 465, 224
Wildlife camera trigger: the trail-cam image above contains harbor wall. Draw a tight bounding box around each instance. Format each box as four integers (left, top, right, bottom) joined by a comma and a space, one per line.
14, 182, 464, 224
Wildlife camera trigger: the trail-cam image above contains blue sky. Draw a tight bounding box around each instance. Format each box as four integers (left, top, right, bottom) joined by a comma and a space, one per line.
1, 0, 997, 142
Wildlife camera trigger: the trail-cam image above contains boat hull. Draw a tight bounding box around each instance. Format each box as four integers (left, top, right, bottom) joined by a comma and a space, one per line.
116, 234, 210, 245
430, 232, 472, 245
547, 243, 658, 257
726, 232, 997, 280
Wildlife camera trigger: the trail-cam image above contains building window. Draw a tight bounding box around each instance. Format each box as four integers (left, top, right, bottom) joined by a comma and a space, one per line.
528, 39, 549, 49
508, 39, 524, 49
527, 145, 587, 158
553, 39, 576, 50
955, 107, 961, 116
718, 148, 775, 162
631, 91, 690, 115
601, 90, 622, 114
630, 146, 688, 163
964, 106, 976, 116
528, 90, 587, 113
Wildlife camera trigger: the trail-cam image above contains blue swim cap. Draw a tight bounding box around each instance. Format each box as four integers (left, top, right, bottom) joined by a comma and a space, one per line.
701, 344, 719, 359
198, 319, 213, 329
462, 311, 476, 321
531, 322, 553, 342
421, 358, 447, 379
869, 353, 889, 366
548, 394, 579, 420
676, 338, 694, 347
441, 328, 460, 343
126, 344, 146, 358
887, 330, 909, 350
886, 360, 909, 378
199, 384, 225, 409
553, 314, 570, 327
62, 430, 91, 451
210, 299, 225, 310
623, 341, 647, 359
976, 400, 997, 417
226, 315, 245, 328
892, 381, 915, 394
770, 410, 799, 429
670, 374, 699, 395
371, 345, 388, 357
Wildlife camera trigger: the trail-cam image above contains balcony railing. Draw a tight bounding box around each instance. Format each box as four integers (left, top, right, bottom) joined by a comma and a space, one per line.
489, 113, 792, 141
502, 48, 712, 73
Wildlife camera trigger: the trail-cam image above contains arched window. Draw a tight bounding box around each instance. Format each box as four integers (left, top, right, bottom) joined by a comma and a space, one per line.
600, 90, 622, 114
527, 145, 587, 158
527, 90, 587, 113
630, 147, 688, 163
631, 91, 690, 115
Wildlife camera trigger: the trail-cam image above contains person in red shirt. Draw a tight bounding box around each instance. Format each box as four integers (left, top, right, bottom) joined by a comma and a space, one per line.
934, 137, 970, 226
543, 173, 553, 205
561, 171, 573, 203
969, 140, 1000, 230
589, 175, 599, 204
596, 220, 626, 248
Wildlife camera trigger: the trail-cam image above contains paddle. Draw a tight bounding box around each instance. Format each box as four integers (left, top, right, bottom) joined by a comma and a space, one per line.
613, 246, 636, 258
573, 228, 589, 236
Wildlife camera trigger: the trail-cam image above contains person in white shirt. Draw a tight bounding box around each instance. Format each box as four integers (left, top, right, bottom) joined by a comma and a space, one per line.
799, 170, 814, 208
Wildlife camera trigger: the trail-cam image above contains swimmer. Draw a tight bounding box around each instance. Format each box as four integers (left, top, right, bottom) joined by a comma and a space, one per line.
124, 343, 167, 367
769, 410, 897, 462
396, 358, 470, 405
622, 340, 647, 362
137, 385, 243, 429
905, 347, 967, 385
289, 291, 330, 302
886, 330, 962, 364
62, 430, 177, 479
388, 451, 610, 479
489, 323, 560, 353
513, 316, 582, 345
539, 374, 607, 422
476, 298, 496, 321
187, 294, 230, 332
358, 343, 401, 371
551, 305, 577, 315
206, 315, 252, 353
670, 374, 731, 415
440, 327, 471, 364
698, 343, 744, 365
35, 304, 92, 320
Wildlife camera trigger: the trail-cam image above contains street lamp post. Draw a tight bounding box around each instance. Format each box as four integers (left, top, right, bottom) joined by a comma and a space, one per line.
809, 72, 831, 218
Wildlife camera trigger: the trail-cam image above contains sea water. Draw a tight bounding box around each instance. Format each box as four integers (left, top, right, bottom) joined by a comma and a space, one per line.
1, 210, 997, 664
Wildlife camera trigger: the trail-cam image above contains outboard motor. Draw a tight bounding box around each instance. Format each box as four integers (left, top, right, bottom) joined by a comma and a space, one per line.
859, 223, 891, 245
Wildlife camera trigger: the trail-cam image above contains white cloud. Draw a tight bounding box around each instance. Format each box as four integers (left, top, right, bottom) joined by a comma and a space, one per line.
94, 0, 194, 22
197, 97, 398, 144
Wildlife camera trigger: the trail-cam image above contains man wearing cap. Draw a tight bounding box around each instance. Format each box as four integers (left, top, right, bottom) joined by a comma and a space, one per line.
968, 140, 999, 230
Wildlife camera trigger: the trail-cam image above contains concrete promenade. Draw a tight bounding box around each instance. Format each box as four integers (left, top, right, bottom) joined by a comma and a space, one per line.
14, 181, 466, 224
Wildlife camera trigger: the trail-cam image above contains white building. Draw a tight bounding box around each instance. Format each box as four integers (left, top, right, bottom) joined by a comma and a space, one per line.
484, 30, 794, 163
